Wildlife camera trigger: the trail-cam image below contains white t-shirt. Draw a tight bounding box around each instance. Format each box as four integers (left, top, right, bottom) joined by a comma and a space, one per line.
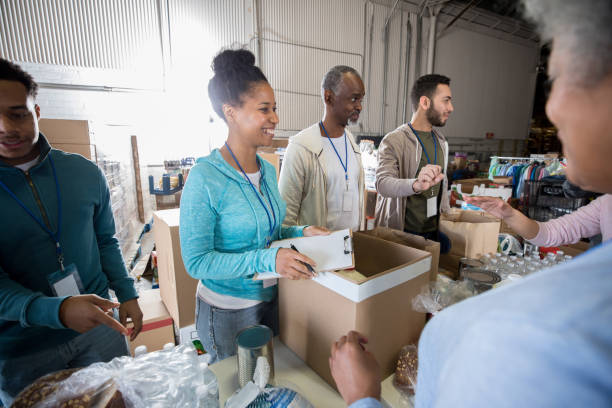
13, 156, 40, 171
196, 170, 265, 310
321, 134, 361, 231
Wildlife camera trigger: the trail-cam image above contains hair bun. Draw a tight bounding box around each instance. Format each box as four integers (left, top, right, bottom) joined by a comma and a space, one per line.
212, 49, 256, 76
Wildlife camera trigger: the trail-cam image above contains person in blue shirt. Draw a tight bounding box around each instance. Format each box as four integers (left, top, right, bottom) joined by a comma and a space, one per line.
0, 59, 143, 406
329, 0, 612, 406
179, 49, 328, 364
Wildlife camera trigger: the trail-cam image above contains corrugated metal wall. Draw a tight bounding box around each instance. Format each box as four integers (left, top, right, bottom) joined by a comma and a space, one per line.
435, 27, 539, 140
1, 0, 539, 146
0, 0, 162, 71
168, 0, 251, 75
259, 0, 366, 134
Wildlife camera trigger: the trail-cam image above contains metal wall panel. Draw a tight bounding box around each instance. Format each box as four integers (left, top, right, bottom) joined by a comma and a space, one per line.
435, 27, 538, 140
168, 0, 250, 70
0, 0, 162, 70
259, 0, 367, 133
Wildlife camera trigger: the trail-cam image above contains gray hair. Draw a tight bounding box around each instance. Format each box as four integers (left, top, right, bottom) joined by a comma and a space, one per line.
321, 65, 360, 99
522, 0, 612, 86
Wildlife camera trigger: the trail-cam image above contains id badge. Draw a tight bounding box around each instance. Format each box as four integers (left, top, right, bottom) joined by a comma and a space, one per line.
263, 278, 278, 288
47, 263, 84, 297
343, 190, 353, 212
427, 196, 437, 218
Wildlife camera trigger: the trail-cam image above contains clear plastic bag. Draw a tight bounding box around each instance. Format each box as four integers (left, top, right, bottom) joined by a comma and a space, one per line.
412, 278, 475, 315
14, 344, 208, 408
393, 344, 418, 398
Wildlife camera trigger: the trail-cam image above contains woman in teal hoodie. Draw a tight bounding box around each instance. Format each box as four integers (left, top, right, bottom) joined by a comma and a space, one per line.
180, 49, 328, 363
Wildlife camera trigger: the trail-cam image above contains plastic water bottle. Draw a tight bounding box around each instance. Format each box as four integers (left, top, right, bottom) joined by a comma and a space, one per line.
198, 362, 219, 408
134, 345, 148, 357
516, 260, 526, 275
479, 253, 493, 265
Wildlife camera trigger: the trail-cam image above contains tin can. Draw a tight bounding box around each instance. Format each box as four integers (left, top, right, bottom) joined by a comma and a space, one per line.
235, 325, 274, 387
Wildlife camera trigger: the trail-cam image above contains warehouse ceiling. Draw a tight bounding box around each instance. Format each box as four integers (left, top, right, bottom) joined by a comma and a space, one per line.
452, 0, 526, 21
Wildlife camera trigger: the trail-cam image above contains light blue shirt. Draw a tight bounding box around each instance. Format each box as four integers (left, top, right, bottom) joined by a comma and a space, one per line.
348, 397, 381, 408
416, 240, 612, 407
350, 240, 612, 408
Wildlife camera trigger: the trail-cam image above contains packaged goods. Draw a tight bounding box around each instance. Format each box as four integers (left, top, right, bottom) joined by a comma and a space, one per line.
12, 344, 213, 407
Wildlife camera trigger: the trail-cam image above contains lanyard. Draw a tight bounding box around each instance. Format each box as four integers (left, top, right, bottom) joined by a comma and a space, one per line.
408, 123, 437, 165
0, 155, 64, 270
320, 121, 349, 189
224, 143, 277, 247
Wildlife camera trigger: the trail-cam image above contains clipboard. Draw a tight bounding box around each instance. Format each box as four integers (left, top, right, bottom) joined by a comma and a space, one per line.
254, 229, 354, 280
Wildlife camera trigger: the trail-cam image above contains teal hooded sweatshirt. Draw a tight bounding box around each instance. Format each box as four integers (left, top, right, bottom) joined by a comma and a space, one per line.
179, 149, 304, 301
0, 134, 137, 359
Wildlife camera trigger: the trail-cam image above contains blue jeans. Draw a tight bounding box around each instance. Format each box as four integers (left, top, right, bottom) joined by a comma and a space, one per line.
0, 321, 129, 407
195, 296, 278, 364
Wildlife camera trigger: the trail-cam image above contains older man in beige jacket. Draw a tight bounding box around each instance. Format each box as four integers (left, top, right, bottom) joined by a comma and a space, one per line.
279, 66, 366, 231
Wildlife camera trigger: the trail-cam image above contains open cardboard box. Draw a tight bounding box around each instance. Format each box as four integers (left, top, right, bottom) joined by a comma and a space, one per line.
279, 231, 431, 387
362, 227, 440, 282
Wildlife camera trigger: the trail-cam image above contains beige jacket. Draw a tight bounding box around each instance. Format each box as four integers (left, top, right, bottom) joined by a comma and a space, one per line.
279, 123, 365, 230
374, 124, 451, 230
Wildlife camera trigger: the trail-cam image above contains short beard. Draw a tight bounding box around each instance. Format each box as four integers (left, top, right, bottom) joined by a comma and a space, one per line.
347, 111, 360, 126
426, 106, 446, 127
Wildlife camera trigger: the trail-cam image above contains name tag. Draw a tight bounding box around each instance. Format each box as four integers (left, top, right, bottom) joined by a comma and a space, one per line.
48, 263, 84, 297
343, 190, 353, 212
427, 196, 437, 218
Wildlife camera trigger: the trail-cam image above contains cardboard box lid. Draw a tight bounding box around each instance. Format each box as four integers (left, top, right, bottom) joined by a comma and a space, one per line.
313, 233, 430, 303
154, 208, 180, 227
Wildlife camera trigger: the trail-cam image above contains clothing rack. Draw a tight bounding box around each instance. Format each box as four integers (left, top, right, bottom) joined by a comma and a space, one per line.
491, 156, 541, 162
489, 156, 566, 199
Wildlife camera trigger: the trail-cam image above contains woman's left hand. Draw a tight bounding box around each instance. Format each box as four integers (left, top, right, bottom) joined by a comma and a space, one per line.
303, 226, 330, 237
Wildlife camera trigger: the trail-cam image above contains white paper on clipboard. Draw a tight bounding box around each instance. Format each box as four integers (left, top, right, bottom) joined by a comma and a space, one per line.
254, 229, 354, 280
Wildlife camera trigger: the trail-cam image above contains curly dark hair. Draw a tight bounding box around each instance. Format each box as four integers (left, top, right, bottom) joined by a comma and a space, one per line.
207, 48, 268, 122
0, 58, 39, 98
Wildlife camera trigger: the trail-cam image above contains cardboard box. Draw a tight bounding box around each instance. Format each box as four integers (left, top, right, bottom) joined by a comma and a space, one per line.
153, 209, 198, 328
127, 289, 174, 356
155, 191, 182, 210
362, 227, 440, 282
279, 232, 431, 387
438, 253, 463, 280
48, 143, 96, 161
39, 119, 93, 145
258, 151, 281, 180
440, 209, 501, 259
270, 138, 289, 149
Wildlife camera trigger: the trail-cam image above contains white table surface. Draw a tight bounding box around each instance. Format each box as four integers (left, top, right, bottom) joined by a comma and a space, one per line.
209, 338, 412, 407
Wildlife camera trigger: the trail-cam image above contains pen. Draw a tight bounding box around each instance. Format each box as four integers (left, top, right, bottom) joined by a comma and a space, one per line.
290, 244, 316, 276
